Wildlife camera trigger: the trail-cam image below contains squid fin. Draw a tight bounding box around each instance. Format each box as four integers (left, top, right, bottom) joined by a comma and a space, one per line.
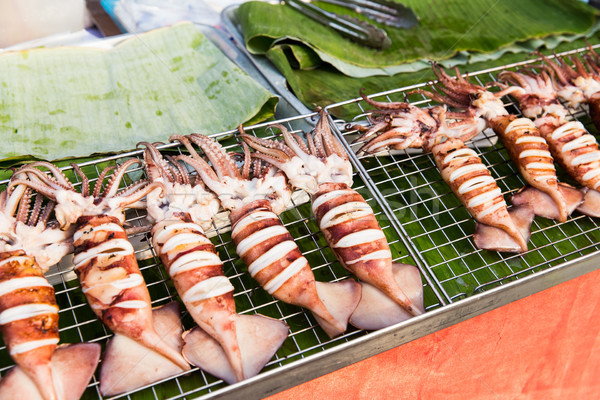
182, 314, 288, 384
313, 279, 362, 338
511, 184, 583, 221
576, 188, 600, 217
99, 302, 189, 396
350, 263, 424, 331
474, 206, 534, 253
0, 343, 100, 400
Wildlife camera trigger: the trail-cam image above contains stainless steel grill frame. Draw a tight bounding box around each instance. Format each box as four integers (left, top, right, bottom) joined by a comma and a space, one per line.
0, 45, 599, 400
0, 113, 444, 400
326, 45, 600, 303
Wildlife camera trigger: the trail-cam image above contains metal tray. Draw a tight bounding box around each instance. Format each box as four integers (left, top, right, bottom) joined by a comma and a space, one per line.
1, 25, 600, 400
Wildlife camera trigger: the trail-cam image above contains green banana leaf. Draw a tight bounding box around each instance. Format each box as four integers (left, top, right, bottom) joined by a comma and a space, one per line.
266, 34, 600, 120
237, 0, 597, 73
0, 22, 278, 162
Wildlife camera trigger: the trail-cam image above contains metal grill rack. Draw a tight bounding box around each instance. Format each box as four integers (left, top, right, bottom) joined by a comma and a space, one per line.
0, 112, 444, 399
326, 45, 600, 304
2, 44, 600, 400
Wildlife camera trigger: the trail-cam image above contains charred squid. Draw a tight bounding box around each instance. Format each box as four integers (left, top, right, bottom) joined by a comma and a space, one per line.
0, 173, 100, 400
9, 160, 191, 396
242, 109, 425, 329
141, 142, 288, 384
172, 133, 362, 337
498, 66, 600, 217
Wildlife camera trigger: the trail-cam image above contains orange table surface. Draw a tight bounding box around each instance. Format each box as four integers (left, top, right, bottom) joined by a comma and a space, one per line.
267, 268, 600, 400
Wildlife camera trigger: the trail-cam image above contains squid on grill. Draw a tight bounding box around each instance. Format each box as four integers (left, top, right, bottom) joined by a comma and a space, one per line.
0, 177, 100, 400
9, 160, 191, 396
537, 49, 600, 131
349, 90, 487, 154
497, 68, 600, 217
432, 137, 532, 252
411, 64, 580, 228
172, 133, 362, 338
141, 142, 288, 384
242, 109, 425, 329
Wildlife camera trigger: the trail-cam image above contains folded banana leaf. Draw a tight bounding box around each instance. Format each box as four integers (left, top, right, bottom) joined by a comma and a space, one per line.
268, 35, 600, 119
237, 0, 598, 75
0, 22, 278, 162
236, 0, 599, 119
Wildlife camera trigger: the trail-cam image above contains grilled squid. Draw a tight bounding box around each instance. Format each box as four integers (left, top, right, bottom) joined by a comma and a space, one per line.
498, 68, 600, 217
537, 49, 600, 130
0, 180, 100, 400
432, 137, 532, 252
413, 64, 581, 223
173, 134, 361, 338
141, 143, 287, 384
242, 109, 424, 329
350, 90, 486, 154
9, 160, 191, 396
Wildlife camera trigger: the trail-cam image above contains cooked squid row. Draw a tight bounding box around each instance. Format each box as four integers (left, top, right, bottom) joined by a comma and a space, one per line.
311, 182, 421, 316
497, 68, 600, 217
10, 160, 191, 396
229, 199, 361, 338
241, 110, 425, 327
432, 137, 532, 252
489, 116, 580, 223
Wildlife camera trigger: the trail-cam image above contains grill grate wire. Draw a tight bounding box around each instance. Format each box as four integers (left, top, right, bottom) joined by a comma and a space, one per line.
1, 44, 600, 399
326, 44, 600, 303
0, 115, 442, 399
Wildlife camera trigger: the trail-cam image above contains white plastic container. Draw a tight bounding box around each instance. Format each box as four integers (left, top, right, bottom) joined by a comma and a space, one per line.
0, 0, 89, 47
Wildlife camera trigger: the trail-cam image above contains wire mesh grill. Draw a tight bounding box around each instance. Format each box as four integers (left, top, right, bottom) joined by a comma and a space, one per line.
326, 45, 600, 304
0, 113, 443, 399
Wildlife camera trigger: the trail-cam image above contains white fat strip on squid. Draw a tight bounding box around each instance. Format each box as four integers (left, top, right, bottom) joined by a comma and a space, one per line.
247, 240, 297, 278
72, 224, 149, 309
72, 238, 134, 269
160, 232, 212, 254
333, 229, 386, 248
319, 202, 373, 231
9, 338, 60, 356
311, 189, 355, 213
0, 303, 58, 325
73, 222, 123, 243
0, 256, 32, 269
181, 276, 234, 303
448, 163, 488, 183
81, 274, 144, 294
262, 257, 308, 295
235, 225, 289, 257
113, 300, 149, 309
345, 249, 392, 265
231, 211, 278, 238
443, 147, 507, 220
167, 251, 222, 276
0, 276, 52, 297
